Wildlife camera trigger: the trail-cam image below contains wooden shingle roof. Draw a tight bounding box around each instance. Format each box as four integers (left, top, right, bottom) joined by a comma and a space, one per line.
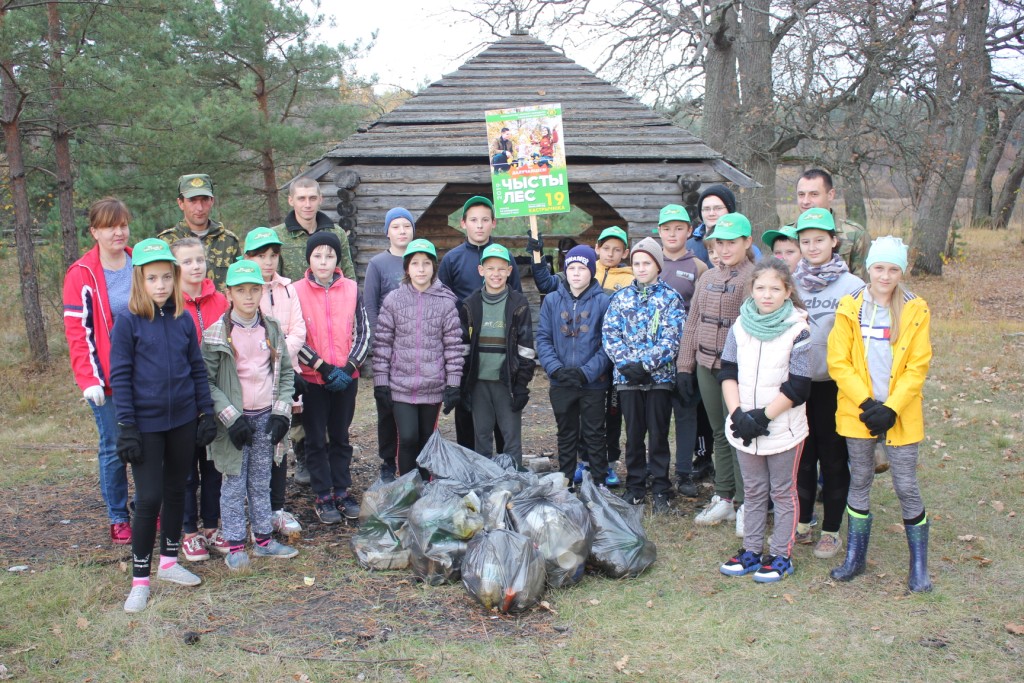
325, 34, 729, 164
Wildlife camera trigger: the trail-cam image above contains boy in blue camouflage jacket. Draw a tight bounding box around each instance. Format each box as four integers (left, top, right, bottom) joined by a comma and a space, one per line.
602, 237, 686, 514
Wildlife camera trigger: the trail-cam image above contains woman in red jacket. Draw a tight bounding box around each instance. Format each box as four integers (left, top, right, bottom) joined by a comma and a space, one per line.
62, 198, 134, 545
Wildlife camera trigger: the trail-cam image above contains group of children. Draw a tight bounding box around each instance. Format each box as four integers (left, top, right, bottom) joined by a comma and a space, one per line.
70, 185, 934, 613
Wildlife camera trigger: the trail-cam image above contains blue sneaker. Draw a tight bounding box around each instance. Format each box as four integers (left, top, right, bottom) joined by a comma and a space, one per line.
573, 461, 589, 484
720, 549, 762, 577
605, 468, 620, 487
224, 550, 250, 572
753, 555, 794, 583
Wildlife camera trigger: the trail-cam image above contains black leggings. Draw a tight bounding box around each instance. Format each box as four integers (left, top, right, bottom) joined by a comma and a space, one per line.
393, 401, 440, 478
797, 380, 850, 532
131, 420, 195, 578
183, 443, 221, 532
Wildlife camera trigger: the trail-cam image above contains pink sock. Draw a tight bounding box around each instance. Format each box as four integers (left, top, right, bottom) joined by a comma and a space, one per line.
132, 577, 150, 588
159, 555, 178, 571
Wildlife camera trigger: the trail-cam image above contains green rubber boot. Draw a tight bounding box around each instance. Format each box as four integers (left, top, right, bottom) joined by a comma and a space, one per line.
830, 508, 872, 582
905, 519, 933, 593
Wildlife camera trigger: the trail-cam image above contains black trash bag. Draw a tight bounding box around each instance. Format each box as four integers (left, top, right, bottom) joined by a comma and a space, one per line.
462, 529, 547, 613
350, 471, 424, 570
402, 482, 485, 585
416, 430, 508, 488
577, 471, 657, 578
509, 485, 594, 588
493, 452, 519, 473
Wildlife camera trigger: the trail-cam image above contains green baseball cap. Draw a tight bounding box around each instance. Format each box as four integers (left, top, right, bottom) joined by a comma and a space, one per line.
795, 208, 836, 233
658, 204, 691, 226
462, 195, 494, 217
177, 173, 214, 199
707, 212, 751, 241
597, 226, 629, 247
132, 238, 177, 267
404, 238, 437, 260
480, 243, 512, 264
762, 224, 799, 248
243, 227, 282, 254
225, 261, 265, 287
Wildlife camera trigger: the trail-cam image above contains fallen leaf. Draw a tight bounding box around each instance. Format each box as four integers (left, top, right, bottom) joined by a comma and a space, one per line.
971, 555, 993, 567
645, 600, 653, 609
614, 654, 630, 672
745, 636, 757, 644
992, 501, 1005, 513
871, 626, 881, 631
51, 625, 62, 635
303, 576, 315, 586
1009, 511, 1017, 518
110, 650, 122, 662
587, 599, 601, 606
887, 524, 905, 534
782, 594, 795, 604
1005, 623, 1024, 636
76, 617, 90, 630
538, 600, 558, 615
0, 664, 11, 681
957, 535, 983, 542
919, 637, 948, 648
118, 561, 128, 573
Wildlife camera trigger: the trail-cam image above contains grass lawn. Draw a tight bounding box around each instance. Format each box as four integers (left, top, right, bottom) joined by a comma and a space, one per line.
0, 229, 1021, 682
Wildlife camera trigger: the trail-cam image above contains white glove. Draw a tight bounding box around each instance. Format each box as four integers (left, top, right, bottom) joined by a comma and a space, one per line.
83, 386, 105, 406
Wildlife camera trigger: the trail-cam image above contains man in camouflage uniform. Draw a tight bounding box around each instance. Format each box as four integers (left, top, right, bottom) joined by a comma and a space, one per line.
158, 174, 241, 289
784, 168, 870, 279
272, 176, 355, 281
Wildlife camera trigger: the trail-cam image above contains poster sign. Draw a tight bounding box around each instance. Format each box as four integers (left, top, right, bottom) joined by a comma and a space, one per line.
485, 103, 569, 219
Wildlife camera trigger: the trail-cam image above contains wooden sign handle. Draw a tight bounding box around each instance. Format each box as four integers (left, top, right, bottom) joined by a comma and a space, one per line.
529, 215, 542, 264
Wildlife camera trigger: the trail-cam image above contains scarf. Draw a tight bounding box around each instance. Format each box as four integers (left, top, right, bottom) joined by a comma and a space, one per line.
793, 253, 849, 293
739, 298, 795, 341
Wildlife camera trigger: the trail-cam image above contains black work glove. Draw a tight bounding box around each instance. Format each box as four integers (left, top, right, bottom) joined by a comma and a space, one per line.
227, 416, 254, 450
676, 372, 697, 403
116, 423, 143, 465
860, 403, 897, 436
374, 385, 393, 411
511, 388, 530, 413
442, 386, 461, 414
859, 397, 882, 413
552, 367, 584, 387
619, 362, 651, 385
730, 408, 770, 447
316, 361, 338, 382
526, 233, 544, 254
196, 413, 218, 447
265, 414, 290, 445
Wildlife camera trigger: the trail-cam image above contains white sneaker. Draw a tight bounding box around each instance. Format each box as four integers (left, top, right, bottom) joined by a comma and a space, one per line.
735, 504, 745, 538
156, 563, 201, 587
123, 585, 150, 613
695, 495, 737, 526
271, 509, 302, 535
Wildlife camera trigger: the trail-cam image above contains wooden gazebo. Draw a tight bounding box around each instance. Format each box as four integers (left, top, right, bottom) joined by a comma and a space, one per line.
296, 33, 755, 276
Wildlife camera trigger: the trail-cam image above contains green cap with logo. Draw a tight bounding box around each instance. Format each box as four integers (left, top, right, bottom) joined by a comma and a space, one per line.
177, 173, 214, 199
225, 261, 265, 287
243, 227, 282, 254
707, 212, 751, 241
404, 238, 437, 260
762, 224, 799, 248
597, 226, 629, 247
462, 195, 494, 217
658, 204, 691, 226
480, 243, 512, 264
794, 208, 836, 233
132, 238, 178, 267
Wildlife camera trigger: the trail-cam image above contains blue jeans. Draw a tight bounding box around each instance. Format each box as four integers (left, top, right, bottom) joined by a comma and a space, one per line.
88, 398, 130, 524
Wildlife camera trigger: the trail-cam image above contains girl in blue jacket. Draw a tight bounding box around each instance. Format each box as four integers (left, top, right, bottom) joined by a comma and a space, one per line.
109, 239, 217, 613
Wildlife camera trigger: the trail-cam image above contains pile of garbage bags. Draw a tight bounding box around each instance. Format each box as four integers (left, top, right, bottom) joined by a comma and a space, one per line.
350, 431, 657, 613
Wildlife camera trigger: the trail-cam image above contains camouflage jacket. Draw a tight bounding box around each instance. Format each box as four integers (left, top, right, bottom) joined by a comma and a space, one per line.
272, 211, 355, 282
158, 220, 241, 289
784, 211, 869, 280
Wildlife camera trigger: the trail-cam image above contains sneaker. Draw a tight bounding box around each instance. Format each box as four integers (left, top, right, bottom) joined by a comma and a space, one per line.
604, 468, 621, 487
253, 539, 299, 559
123, 585, 150, 613
156, 563, 201, 587
380, 467, 396, 484
203, 529, 231, 555
182, 533, 210, 562
224, 550, 250, 571
315, 499, 342, 525
691, 455, 714, 481
676, 474, 698, 498
573, 461, 589, 485
720, 549, 762, 577
809, 512, 819, 527
813, 533, 843, 559
623, 491, 645, 506
293, 458, 310, 486
735, 504, 745, 538
753, 554, 794, 583
334, 492, 361, 520
795, 527, 815, 545
271, 509, 302, 536
695, 495, 736, 526
110, 522, 131, 545
652, 493, 671, 514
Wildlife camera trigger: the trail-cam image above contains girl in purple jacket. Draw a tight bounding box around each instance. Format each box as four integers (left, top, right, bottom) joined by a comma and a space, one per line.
372, 239, 464, 478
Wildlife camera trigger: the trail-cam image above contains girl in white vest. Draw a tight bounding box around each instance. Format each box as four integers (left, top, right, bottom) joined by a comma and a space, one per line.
717, 258, 812, 583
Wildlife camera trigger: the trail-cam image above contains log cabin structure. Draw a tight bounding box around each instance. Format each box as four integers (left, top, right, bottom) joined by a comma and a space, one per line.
294, 33, 756, 279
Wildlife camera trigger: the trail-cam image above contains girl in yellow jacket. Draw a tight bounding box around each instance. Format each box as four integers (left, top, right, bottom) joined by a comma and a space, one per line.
826, 236, 933, 592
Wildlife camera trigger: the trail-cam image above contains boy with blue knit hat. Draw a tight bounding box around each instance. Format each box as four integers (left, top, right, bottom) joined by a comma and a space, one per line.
536, 245, 612, 487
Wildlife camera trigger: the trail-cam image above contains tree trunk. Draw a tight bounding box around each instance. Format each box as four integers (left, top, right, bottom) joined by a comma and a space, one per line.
842, 166, 869, 227
702, 4, 739, 161
254, 70, 281, 225
910, 0, 988, 276
992, 148, 1024, 229
48, 2, 79, 269
972, 99, 1024, 228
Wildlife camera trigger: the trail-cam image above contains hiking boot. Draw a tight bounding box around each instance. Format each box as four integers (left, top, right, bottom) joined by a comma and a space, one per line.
813, 533, 843, 559
203, 529, 231, 555
754, 555, 794, 583
380, 466, 396, 484
315, 498, 342, 525
224, 550, 250, 571
691, 455, 714, 481
293, 442, 310, 485
254, 539, 299, 559
123, 585, 150, 613
110, 522, 131, 545
735, 504, 745, 538
676, 474, 698, 498
720, 549, 762, 577
334, 492, 361, 520
182, 533, 210, 562
605, 467, 621, 487
695, 495, 736, 526
622, 490, 645, 506
156, 563, 201, 587
573, 461, 589, 485
652, 493, 671, 515
271, 509, 302, 536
